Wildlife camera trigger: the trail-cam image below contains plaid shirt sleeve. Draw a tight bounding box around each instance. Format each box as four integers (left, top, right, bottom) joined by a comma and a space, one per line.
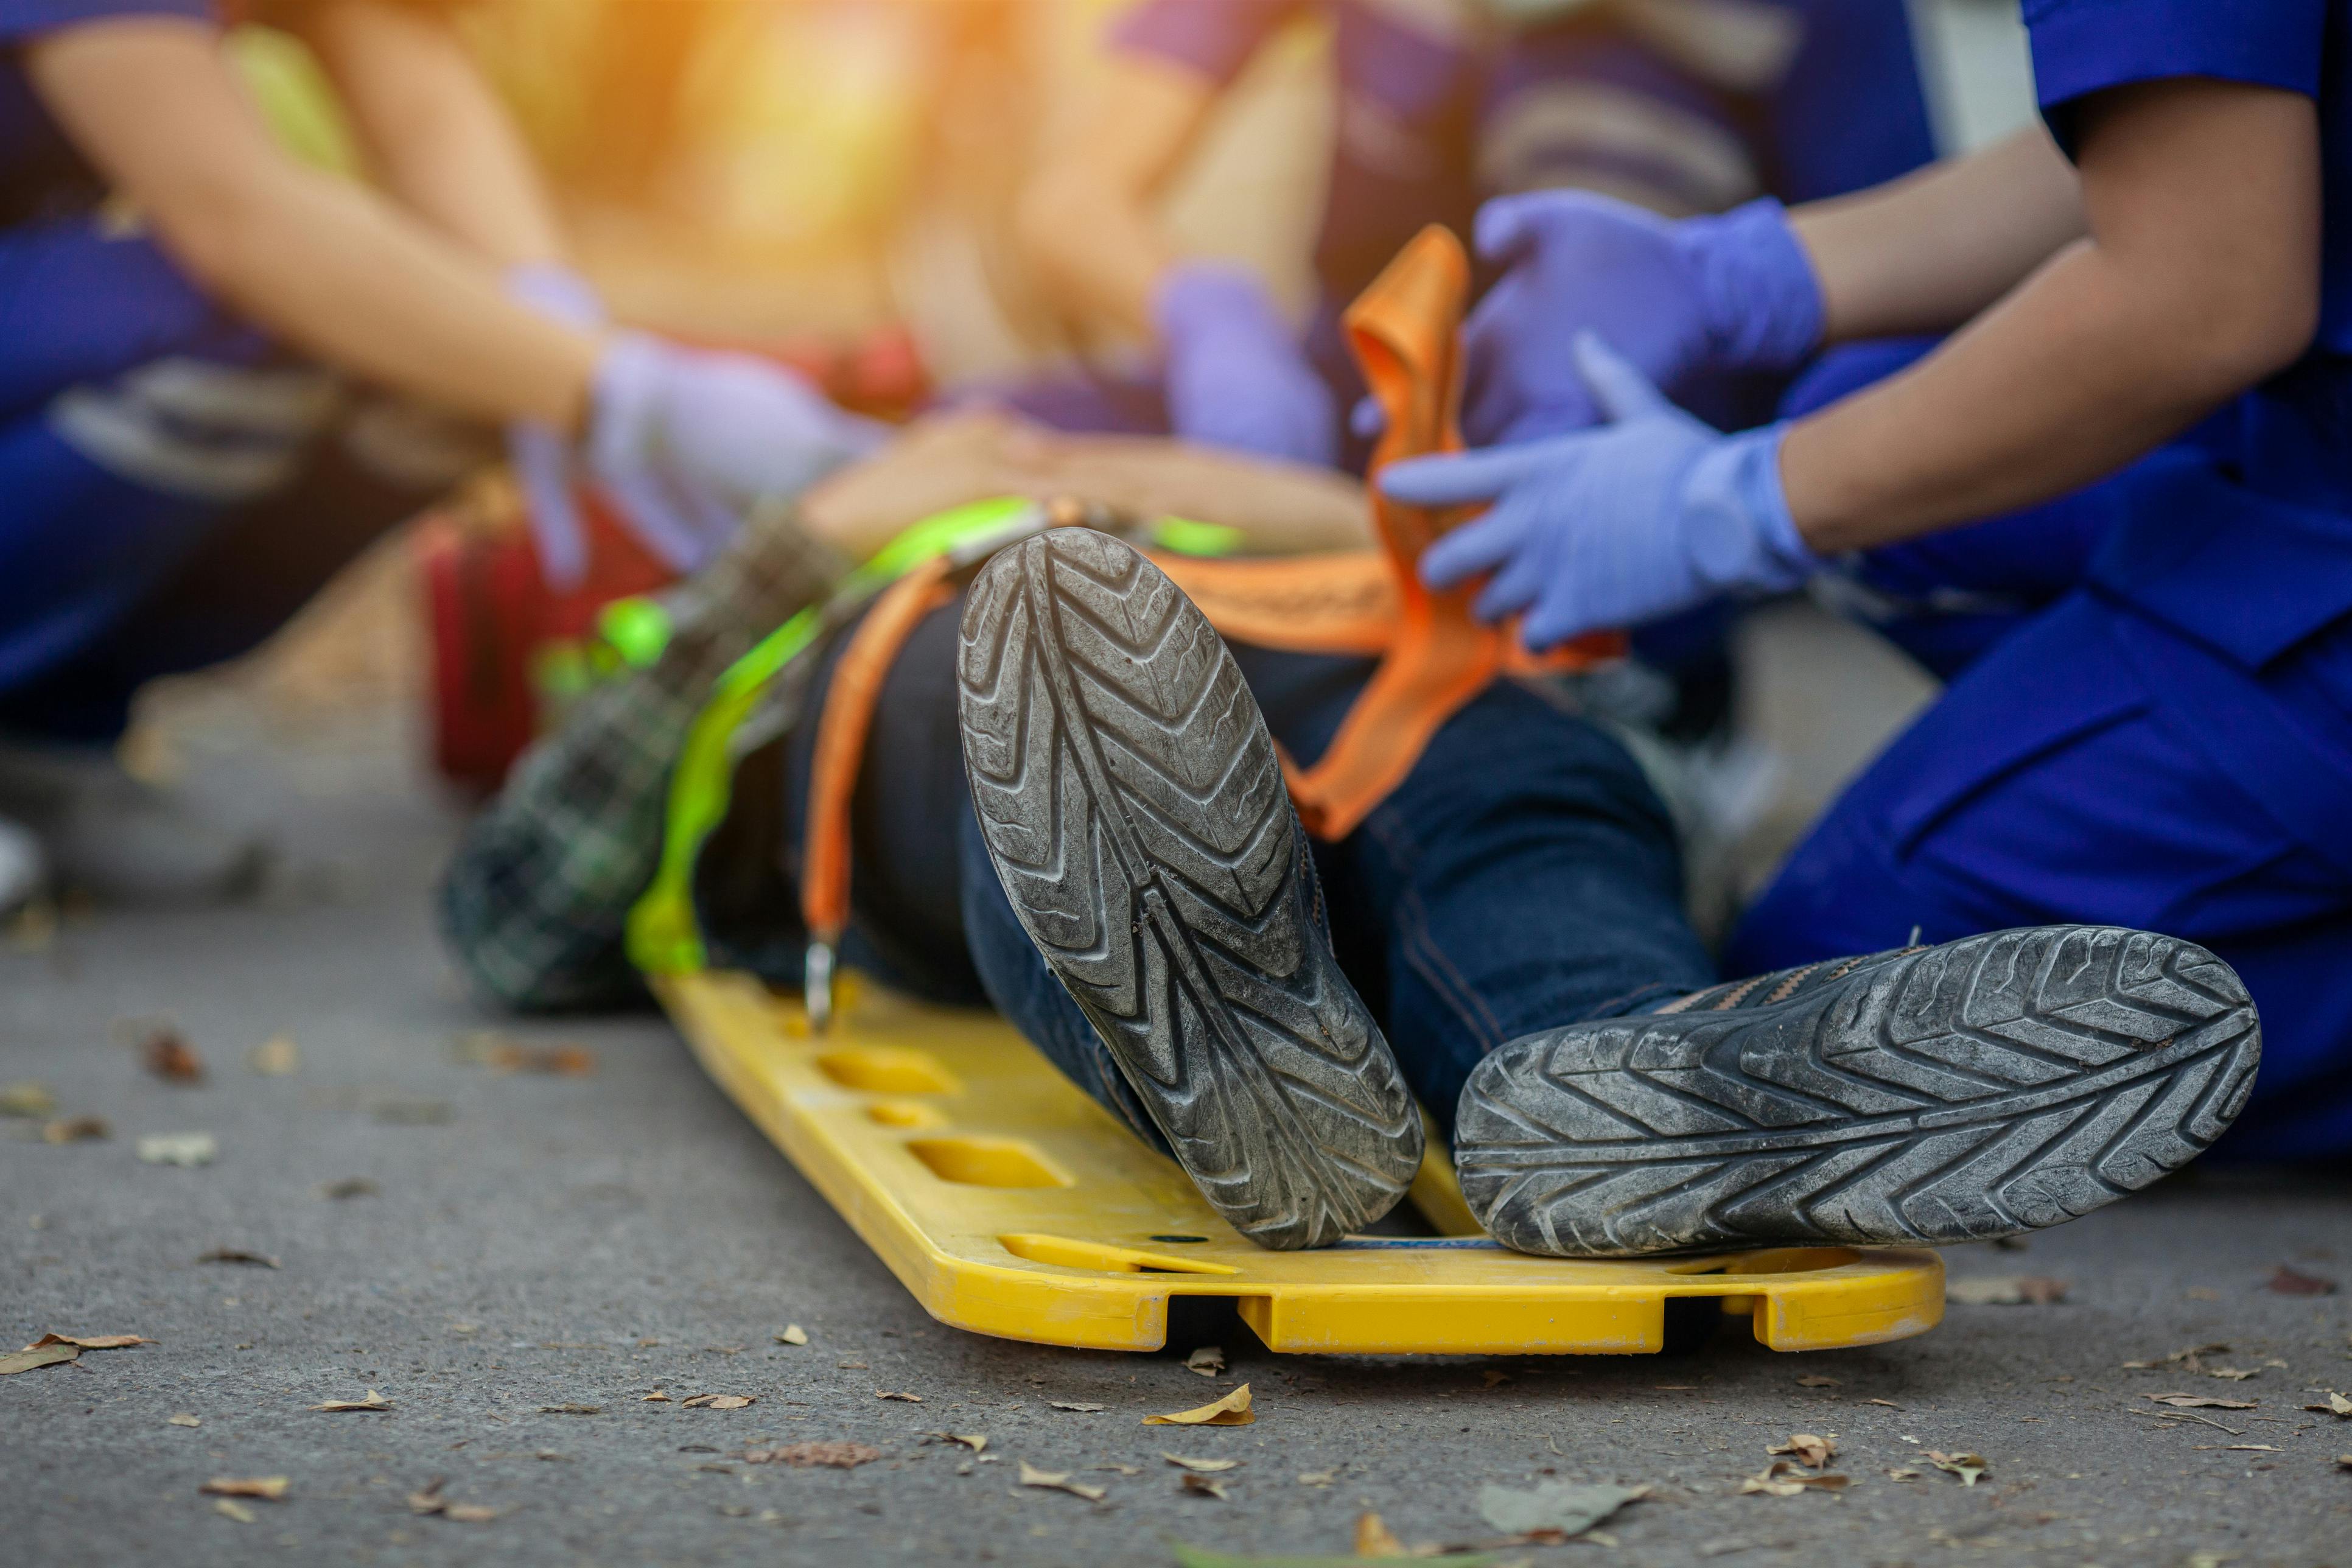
436, 509, 847, 1011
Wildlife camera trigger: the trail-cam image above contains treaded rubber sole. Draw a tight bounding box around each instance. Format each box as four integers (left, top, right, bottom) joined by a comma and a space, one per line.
1455, 926, 2261, 1258
956, 527, 1422, 1250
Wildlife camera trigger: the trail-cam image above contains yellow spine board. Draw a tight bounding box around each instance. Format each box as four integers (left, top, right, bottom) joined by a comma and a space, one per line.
658, 970, 1945, 1356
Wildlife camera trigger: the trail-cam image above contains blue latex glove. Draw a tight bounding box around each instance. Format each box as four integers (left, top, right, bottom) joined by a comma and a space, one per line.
1382, 334, 1817, 649
503, 262, 605, 588
586, 334, 889, 576
1155, 262, 1338, 467
1457, 192, 1824, 446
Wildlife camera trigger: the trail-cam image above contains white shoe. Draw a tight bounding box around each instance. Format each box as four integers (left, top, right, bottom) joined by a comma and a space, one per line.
0, 741, 267, 905
0, 813, 44, 916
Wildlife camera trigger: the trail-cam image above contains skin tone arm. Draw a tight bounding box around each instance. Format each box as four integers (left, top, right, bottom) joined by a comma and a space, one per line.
1778, 78, 2321, 553
1014, 52, 1219, 339
291, 0, 566, 269
26, 17, 597, 429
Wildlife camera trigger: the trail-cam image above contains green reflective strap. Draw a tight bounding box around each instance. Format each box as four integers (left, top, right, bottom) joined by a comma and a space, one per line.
624, 497, 1039, 977
1148, 516, 1244, 557
598, 597, 674, 670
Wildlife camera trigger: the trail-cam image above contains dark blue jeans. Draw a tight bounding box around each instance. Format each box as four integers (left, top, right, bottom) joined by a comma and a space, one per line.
782, 592, 1715, 1147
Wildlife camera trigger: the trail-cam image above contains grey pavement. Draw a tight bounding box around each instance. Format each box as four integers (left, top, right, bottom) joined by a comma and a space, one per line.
5, 614, 2350, 1568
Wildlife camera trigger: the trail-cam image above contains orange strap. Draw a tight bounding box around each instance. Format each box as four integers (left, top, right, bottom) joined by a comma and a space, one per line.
1276, 225, 1621, 841
799, 558, 957, 942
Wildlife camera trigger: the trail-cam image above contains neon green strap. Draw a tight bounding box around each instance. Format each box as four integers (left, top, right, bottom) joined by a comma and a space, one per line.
624, 498, 1039, 976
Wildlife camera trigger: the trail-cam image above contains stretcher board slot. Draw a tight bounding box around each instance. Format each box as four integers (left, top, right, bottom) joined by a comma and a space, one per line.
658, 968, 1945, 1356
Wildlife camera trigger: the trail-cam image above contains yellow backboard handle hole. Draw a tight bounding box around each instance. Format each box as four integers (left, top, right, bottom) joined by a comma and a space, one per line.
816, 1046, 962, 1096
906, 1136, 1071, 1189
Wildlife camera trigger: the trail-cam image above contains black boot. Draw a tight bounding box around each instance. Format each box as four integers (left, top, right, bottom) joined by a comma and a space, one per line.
1454, 926, 2260, 1258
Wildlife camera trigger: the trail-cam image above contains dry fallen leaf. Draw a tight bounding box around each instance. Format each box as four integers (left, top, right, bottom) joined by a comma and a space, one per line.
942, 1433, 987, 1454
1926, 1451, 1987, 1486
1145, 1382, 1253, 1426
1865, 1398, 1903, 1409
1185, 1345, 1226, 1378
1091, 1462, 1141, 1476
1179, 1472, 1230, 1500
168, 1413, 201, 1428
1796, 1374, 1839, 1388
408, 1478, 499, 1522
1945, 1275, 2067, 1306
142, 1026, 205, 1084
2302, 1393, 2352, 1416
494, 1042, 597, 1077
1742, 1461, 1849, 1497
775, 1325, 809, 1346
312, 1388, 393, 1412
1478, 1479, 1649, 1538
30, 1332, 153, 1349
0, 1080, 57, 1118
2121, 1342, 2231, 1371
318, 1177, 377, 1201
642, 1390, 670, 1403
41, 1115, 108, 1144
0, 1342, 79, 1375
682, 1394, 755, 1409
875, 1390, 922, 1404
2205, 1367, 2261, 1381
1886, 1467, 1921, 1481
2145, 1393, 2257, 1410
1295, 1469, 1336, 1486
1768, 1433, 1838, 1469
201, 1477, 289, 1500
213, 1499, 255, 1524
768, 1441, 883, 1469
247, 1035, 300, 1076
539, 1404, 600, 1415
137, 1132, 216, 1167
2268, 1264, 2338, 1297
1163, 1454, 1239, 1474
1048, 1400, 1105, 1412
1354, 1510, 1407, 1556
1480, 1368, 1512, 1389
198, 1247, 279, 1269
1018, 1461, 1106, 1503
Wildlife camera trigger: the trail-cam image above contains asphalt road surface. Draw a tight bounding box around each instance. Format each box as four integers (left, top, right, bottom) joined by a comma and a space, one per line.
5, 625, 2348, 1568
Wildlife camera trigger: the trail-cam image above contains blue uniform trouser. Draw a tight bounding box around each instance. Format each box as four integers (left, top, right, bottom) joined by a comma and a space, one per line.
0, 216, 471, 742
769, 594, 1715, 1148
1729, 341, 2352, 1160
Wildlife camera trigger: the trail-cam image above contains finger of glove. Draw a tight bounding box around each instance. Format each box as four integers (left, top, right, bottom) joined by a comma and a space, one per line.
1418, 503, 1535, 592
1472, 192, 1552, 266
1379, 441, 1560, 508
1518, 572, 1606, 652
603, 466, 713, 574
1349, 394, 1386, 441
508, 424, 589, 590
1571, 331, 1673, 424
1469, 516, 1555, 623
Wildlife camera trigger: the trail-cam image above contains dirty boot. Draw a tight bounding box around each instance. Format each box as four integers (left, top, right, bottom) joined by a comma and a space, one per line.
0, 740, 268, 905
1455, 925, 2261, 1258
956, 527, 1423, 1249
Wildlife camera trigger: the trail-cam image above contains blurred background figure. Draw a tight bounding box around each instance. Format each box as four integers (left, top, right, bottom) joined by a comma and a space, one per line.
1005, 0, 1944, 471
0, 0, 881, 911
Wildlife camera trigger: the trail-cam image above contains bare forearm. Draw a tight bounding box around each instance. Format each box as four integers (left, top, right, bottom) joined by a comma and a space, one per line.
1015, 57, 1211, 340
193, 163, 595, 425
299, 0, 565, 267
1791, 127, 2086, 343
1780, 80, 2320, 555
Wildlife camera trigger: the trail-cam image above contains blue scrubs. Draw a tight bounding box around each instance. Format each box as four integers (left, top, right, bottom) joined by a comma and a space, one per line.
990, 0, 1935, 460
1730, 0, 2352, 1159
0, 0, 469, 740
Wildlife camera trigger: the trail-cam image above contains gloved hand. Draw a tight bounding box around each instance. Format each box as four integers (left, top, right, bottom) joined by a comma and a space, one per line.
1457, 192, 1824, 446
1382, 334, 1817, 649
1155, 262, 1339, 467
586, 334, 890, 576
503, 262, 606, 589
